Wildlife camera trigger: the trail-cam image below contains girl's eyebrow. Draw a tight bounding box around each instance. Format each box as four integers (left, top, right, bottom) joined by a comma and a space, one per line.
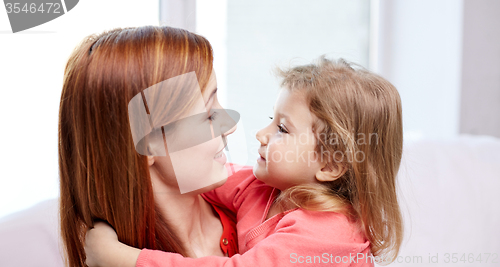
272, 106, 296, 129
277, 112, 296, 130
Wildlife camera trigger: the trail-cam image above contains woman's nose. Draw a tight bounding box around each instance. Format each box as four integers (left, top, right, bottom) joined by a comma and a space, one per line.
218, 109, 239, 137
223, 122, 237, 136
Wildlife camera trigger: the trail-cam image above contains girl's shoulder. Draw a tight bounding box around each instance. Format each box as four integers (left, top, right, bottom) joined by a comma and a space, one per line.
279, 208, 367, 244
223, 164, 272, 193
203, 164, 273, 212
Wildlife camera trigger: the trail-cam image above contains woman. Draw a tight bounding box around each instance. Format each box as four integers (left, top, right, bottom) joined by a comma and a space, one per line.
58, 26, 238, 267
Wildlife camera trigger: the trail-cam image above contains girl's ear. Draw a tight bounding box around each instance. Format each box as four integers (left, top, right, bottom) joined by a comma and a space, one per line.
315, 162, 347, 182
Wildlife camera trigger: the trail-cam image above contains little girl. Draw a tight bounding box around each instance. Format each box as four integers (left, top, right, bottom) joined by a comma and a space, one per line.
85, 57, 404, 266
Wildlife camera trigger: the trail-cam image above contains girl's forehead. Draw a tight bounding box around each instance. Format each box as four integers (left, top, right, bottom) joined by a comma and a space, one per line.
275, 89, 316, 130
275, 88, 307, 108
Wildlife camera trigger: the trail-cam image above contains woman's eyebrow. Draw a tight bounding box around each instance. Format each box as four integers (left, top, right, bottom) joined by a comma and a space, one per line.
205, 88, 218, 106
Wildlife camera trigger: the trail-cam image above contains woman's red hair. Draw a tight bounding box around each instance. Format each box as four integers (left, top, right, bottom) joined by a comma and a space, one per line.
58, 26, 213, 266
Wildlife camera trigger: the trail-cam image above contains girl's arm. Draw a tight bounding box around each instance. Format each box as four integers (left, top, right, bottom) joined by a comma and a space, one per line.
85, 213, 374, 267
201, 164, 257, 212
84, 222, 141, 267
84, 166, 256, 267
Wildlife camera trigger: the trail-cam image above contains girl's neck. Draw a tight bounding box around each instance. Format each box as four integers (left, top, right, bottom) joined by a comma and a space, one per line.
149, 169, 224, 257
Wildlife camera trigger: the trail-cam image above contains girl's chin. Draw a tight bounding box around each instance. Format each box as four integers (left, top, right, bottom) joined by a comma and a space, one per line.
252, 163, 260, 177
252, 164, 267, 181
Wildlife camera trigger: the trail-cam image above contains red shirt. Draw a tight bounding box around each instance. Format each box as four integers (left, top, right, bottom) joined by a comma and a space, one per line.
202, 195, 239, 257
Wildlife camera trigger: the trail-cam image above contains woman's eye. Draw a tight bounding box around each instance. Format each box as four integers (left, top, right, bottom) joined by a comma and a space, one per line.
208, 111, 218, 121
269, 116, 274, 120
277, 124, 288, 134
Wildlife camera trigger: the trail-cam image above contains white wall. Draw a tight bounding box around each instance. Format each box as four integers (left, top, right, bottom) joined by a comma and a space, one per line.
0, 0, 159, 218
376, 0, 464, 140
459, 0, 500, 138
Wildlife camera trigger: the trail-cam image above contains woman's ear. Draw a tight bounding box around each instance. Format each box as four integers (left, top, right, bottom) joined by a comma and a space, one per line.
147, 155, 155, 167
146, 144, 155, 167
315, 162, 347, 182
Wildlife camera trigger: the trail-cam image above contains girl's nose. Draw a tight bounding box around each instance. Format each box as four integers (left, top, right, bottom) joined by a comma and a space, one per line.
256, 127, 270, 146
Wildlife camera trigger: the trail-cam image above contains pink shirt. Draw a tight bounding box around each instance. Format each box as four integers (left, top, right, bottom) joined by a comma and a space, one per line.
137, 165, 374, 266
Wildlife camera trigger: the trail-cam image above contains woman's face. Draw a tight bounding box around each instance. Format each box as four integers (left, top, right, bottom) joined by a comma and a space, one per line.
150, 70, 237, 194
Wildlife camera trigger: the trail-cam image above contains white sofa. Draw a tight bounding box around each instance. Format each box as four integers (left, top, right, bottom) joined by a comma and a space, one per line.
1, 135, 499, 267
0, 198, 63, 266
386, 135, 500, 266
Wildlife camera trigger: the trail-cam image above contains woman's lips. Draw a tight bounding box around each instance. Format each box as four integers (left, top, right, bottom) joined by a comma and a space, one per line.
214, 150, 227, 164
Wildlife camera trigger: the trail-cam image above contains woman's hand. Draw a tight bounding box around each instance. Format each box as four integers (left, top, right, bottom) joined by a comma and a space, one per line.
84, 221, 140, 267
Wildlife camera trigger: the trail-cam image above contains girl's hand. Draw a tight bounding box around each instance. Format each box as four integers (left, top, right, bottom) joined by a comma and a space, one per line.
84, 221, 119, 267
84, 221, 140, 267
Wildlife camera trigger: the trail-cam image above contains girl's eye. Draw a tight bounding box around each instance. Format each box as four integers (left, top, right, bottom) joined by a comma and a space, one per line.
269, 116, 274, 120
208, 111, 218, 121
277, 124, 288, 134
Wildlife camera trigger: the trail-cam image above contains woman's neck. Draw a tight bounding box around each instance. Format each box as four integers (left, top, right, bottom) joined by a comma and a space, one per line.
149, 169, 224, 257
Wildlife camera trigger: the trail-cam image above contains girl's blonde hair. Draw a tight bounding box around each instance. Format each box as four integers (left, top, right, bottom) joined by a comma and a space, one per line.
275, 57, 403, 263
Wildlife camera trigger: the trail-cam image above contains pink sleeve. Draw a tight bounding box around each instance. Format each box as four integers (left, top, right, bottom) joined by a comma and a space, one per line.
136, 211, 375, 267
201, 164, 259, 213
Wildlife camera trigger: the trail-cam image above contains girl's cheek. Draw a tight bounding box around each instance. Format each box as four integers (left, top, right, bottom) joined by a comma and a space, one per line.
267, 143, 278, 163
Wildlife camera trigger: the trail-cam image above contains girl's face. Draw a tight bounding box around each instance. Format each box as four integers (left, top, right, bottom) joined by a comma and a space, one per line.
253, 88, 324, 191
151, 71, 237, 194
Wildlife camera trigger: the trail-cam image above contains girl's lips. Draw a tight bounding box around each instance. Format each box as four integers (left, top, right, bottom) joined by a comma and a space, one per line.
257, 154, 266, 164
